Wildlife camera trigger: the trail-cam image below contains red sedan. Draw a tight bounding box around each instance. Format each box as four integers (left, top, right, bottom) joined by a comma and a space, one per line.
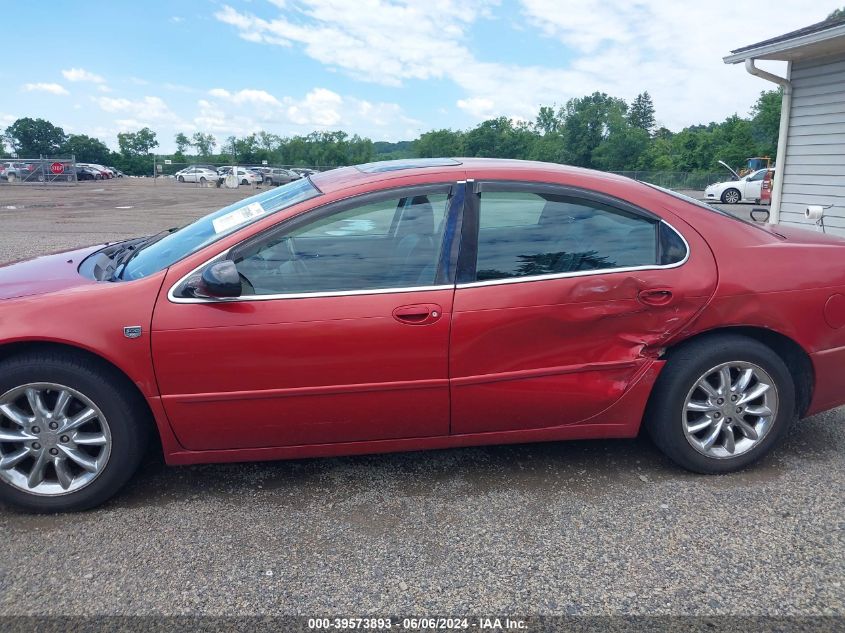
1, 158, 843, 512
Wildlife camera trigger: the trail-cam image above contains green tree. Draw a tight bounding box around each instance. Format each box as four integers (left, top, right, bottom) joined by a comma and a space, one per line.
463, 117, 534, 158
750, 88, 782, 158
414, 129, 465, 157
117, 127, 159, 156
592, 112, 650, 171
174, 132, 191, 156
828, 7, 845, 19
4, 117, 67, 156
628, 91, 656, 135
561, 92, 628, 167
535, 105, 564, 135
192, 132, 216, 157
62, 134, 112, 164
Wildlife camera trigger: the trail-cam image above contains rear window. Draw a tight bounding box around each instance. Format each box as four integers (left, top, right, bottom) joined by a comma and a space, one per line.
644, 183, 780, 236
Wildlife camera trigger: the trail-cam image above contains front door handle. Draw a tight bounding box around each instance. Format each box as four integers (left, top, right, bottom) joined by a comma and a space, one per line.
638, 288, 674, 307
392, 303, 443, 325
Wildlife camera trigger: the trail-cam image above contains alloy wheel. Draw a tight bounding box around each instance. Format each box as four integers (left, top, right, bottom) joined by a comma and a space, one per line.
0, 383, 112, 495
724, 190, 740, 204
682, 362, 778, 459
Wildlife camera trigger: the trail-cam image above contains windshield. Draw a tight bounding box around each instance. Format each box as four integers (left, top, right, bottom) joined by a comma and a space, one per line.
121, 177, 320, 280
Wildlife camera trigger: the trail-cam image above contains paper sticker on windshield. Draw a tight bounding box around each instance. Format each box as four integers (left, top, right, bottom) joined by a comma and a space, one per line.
212, 202, 267, 234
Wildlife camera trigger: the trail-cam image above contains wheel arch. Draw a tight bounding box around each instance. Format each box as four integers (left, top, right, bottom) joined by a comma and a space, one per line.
662, 326, 814, 418
0, 340, 162, 441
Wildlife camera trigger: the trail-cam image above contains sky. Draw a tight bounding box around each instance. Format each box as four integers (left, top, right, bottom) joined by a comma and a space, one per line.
0, 0, 833, 153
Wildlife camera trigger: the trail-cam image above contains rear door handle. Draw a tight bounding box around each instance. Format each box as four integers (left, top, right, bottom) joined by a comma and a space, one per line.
638, 288, 674, 307
392, 303, 443, 325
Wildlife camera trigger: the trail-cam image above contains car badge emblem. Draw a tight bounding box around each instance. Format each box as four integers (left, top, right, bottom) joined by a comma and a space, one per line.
123, 326, 143, 339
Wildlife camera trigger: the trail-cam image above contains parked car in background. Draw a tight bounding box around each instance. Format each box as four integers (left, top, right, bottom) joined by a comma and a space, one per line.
216, 167, 260, 186
704, 165, 775, 204
1, 162, 42, 182
75, 166, 102, 181
263, 167, 300, 186
79, 164, 112, 179
176, 167, 218, 184
291, 167, 317, 177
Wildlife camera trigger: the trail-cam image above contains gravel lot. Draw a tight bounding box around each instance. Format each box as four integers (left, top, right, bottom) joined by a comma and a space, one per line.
0, 179, 842, 619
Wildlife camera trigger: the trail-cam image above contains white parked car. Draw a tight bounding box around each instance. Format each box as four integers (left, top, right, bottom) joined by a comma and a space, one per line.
176, 167, 219, 184
217, 167, 260, 186
704, 163, 775, 204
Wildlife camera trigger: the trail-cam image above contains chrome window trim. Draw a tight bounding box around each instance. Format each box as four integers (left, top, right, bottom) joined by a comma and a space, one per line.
167, 206, 689, 303
167, 181, 460, 305
168, 271, 455, 304
456, 219, 690, 290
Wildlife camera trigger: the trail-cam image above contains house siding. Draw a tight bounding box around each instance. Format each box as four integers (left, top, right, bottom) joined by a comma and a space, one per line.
780, 53, 845, 234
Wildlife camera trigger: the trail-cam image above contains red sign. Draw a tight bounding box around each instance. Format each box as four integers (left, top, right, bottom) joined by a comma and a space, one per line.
50, 162, 65, 175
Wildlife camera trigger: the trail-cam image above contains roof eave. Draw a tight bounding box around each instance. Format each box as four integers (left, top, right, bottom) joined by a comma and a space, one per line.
723, 23, 845, 63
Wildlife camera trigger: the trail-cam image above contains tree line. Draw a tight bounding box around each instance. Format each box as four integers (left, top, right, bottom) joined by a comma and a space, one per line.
0, 89, 781, 176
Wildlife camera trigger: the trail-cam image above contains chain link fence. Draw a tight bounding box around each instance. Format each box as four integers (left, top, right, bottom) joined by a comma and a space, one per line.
151, 159, 324, 189
0, 156, 79, 185
608, 171, 725, 190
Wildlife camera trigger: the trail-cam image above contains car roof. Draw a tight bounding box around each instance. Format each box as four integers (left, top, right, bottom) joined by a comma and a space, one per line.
311, 157, 632, 195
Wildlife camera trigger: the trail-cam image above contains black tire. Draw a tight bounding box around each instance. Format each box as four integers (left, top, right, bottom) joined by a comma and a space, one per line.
241, 178, 249, 185
178, 176, 185, 183
0, 351, 150, 513
721, 188, 741, 204
200, 177, 206, 184
644, 334, 795, 474
265, 178, 274, 186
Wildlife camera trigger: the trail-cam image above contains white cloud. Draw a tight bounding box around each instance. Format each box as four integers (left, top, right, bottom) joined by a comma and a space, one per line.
209, 87, 282, 107
201, 85, 415, 139
286, 88, 343, 126
22, 83, 69, 96
170, 16, 184, 23
214, 2, 496, 86
92, 95, 182, 125
215, 0, 827, 130
62, 68, 106, 84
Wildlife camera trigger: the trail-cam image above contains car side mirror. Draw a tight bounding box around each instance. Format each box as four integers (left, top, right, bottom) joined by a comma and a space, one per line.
183, 260, 242, 299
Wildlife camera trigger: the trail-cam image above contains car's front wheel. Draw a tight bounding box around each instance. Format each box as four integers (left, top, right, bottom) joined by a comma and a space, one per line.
0, 351, 149, 512
721, 188, 741, 204
645, 334, 795, 474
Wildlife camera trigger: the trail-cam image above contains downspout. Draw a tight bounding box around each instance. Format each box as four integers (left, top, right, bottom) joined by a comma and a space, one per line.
744, 58, 792, 225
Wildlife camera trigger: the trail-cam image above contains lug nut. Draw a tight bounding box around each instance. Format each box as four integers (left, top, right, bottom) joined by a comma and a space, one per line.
32, 442, 41, 450
717, 398, 724, 405
48, 422, 58, 430
714, 412, 721, 418
31, 426, 40, 434
727, 417, 733, 423
731, 395, 738, 402
49, 448, 59, 456
60, 435, 69, 443
736, 408, 742, 414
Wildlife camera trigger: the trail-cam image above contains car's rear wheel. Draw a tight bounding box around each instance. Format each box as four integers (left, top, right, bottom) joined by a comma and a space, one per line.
721, 188, 741, 204
241, 178, 249, 185
265, 177, 274, 186
200, 177, 207, 184
0, 351, 149, 512
645, 334, 795, 474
